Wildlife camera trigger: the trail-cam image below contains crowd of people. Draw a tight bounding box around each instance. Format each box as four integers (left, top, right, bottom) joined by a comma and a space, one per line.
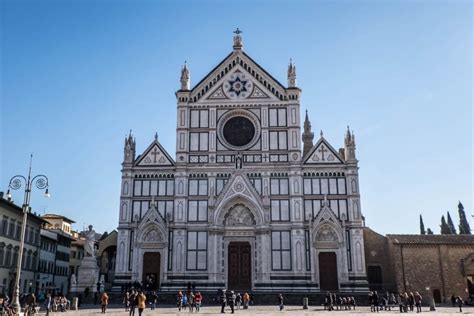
324, 292, 357, 310
0, 292, 71, 316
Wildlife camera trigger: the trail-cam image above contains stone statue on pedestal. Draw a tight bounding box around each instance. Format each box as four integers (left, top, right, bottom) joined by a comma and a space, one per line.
84, 225, 96, 257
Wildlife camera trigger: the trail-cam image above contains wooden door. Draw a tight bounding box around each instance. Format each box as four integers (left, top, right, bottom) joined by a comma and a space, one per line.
319, 252, 338, 291
228, 242, 251, 290
143, 252, 160, 290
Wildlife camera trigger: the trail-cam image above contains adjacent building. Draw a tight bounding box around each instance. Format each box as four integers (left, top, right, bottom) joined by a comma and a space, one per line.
0, 193, 45, 295
364, 227, 474, 303
115, 31, 368, 294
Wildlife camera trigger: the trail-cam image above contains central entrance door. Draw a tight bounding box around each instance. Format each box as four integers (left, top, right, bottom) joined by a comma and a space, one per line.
228, 242, 251, 290
319, 252, 339, 291
143, 252, 160, 290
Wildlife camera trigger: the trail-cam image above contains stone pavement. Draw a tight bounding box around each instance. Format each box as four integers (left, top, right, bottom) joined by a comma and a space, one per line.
38, 305, 473, 315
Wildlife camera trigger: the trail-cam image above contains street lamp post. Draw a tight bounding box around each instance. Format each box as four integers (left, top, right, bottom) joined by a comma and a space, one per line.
6, 154, 49, 313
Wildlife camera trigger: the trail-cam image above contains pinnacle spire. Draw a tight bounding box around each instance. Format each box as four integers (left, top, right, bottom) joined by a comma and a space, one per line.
180, 61, 190, 91
287, 58, 297, 87
302, 110, 314, 157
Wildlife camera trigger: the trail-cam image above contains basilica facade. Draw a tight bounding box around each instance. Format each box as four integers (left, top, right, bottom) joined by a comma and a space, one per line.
114, 31, 368, 294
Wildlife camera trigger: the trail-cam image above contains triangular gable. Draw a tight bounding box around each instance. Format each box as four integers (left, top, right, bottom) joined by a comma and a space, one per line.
190, 50, 287, 103
135, 140, 175, 167
202, 68, 278, 102
312, 197, 341, 225
136, 200, 167, 244
214, 171, 264, 213
303, 137, 344, 164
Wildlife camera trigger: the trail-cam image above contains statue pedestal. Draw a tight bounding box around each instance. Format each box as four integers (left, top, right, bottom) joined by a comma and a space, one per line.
74, 256, 99, 294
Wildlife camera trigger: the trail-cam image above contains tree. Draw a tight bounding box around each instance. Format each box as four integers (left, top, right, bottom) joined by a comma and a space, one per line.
427, 228, 434, 235
458, 201, 472, 235
447, 212, 457, 234
419, 214, 426, 235
440, 215, 452, 234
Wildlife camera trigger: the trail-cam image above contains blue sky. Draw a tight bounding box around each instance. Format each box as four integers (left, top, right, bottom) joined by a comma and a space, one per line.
1, 0, 472, 234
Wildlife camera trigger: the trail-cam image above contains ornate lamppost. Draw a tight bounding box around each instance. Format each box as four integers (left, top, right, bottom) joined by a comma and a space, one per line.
6, 154, 49, 313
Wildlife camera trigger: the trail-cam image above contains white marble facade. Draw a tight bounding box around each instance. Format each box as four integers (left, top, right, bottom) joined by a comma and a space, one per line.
115, 31, 368, 293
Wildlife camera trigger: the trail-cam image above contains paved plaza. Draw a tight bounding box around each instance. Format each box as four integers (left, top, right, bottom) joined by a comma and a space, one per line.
37, 306, 473, 315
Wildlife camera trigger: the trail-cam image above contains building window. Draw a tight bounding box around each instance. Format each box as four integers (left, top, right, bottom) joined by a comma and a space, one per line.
270, 178, 289, 195
9, 221, 15, 238
167, 231, 173, 271
186, 231, 207, 270
128, 231, 134, 271
269, 131, 287, 150
346, 230, 352, 271
270, 200, 290, 222
248, 176, 262, 195
1, 217, 7, 235
190, 109, 209, 128
304, 199, 348, 221
189, 132, 209, 151
188, 179, 208, 196
269, 108, 287, 127
303, 177, 346, 195
157, 200, 174, 221
271, 231, 291, 271
0, 248, 4, 267
133, 179, 174, 197
188, 201, 208, 222
132, 201, 150, 221
305, 230, 311, 271
216, 177, 229, 195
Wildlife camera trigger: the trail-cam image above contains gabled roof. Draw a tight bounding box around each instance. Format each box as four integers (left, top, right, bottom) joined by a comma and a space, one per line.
188, 49, 290, 102
303, 136, 345, 165
135, 138, 175, 167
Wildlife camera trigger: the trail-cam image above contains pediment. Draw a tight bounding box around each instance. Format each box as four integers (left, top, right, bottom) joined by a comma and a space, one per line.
214, 172, 264, 214
190, 50, 286, 103
303, 137, 344, 164
135, 140, 175, 167
201, 68, 279, 102
312, 197, 341, 225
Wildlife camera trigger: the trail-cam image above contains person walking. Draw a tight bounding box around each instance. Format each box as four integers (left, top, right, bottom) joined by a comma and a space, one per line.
368, 291, 374, 312
194, 292, 203, 312
456, 296, 463, 313
398, 293, 404, 313
129, 290, 137, 316
451, 294, 456, 307
137, 291, 146, 316
402, 292, 409, 313
150, 291, 157, 310
414, 292, 422, 313
373, 291, 379, 313
225, 290, 235, 314
242, 292, 249, 310
182, 293, 188, 311
278, 293, 284, 311
124, 291, 130, 311
177, 291, 183, 312
220, 289, 227, 314
45, 293, 52, 316
408, 292, 414, 312
235, 293, 241, 310
100, 292, 109, 314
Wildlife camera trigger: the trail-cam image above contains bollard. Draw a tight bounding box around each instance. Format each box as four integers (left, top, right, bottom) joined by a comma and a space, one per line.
72, 297, 79, 310
303, 297, 309, 309
429, 298, 436, 311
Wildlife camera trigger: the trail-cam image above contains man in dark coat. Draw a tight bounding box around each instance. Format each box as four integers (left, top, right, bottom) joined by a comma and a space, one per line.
220, 289, 226, 313
225, 290, 235, 314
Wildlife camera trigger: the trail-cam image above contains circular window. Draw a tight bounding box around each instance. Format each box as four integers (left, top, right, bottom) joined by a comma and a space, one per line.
217, 110, 261, 151
223, 116, 255, 147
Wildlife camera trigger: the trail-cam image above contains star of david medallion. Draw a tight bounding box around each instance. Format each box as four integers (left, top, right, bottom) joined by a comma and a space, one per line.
224, 72, 253, 99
